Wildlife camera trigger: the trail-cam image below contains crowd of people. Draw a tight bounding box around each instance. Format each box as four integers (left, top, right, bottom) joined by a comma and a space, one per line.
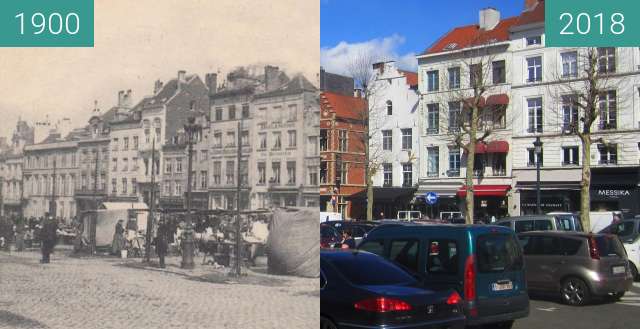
0, 213, 64, 263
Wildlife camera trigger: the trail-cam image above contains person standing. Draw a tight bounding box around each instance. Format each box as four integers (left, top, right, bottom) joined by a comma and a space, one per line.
340, 230, 356, 249
154, 218, 169, 268
111, 220, 126, 256
14, 217, 25, 252
40, 215, 58, 264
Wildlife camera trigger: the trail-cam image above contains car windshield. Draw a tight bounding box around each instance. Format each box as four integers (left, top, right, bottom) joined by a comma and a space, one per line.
328, 254, 418, 286
595, 235, 626, 258
321, 225, 338, 239
476, 234, 524, 273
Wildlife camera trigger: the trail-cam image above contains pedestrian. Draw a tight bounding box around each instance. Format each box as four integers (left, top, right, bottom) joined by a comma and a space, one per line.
111, 219, 126, 256
154, 218, 169, 268
40, 215, 58, 264
340, 229, 356, 249
14, 217, 25, 252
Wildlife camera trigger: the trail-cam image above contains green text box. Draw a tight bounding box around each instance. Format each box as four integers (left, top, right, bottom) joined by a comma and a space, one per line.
0, 0, 93, 47
546, 0, 640, 47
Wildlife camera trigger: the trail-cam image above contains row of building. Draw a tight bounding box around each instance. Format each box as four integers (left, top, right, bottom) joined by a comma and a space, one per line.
0, 65, 319, 221
320, 0, 640, 220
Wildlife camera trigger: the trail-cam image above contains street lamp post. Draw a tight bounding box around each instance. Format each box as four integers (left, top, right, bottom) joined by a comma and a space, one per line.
181, 117, 201, 269
335, 154, 342, 215
533, 136, 543, 215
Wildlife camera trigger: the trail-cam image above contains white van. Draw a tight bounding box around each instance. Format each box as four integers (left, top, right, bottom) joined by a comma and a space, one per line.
600, 218, 640, 280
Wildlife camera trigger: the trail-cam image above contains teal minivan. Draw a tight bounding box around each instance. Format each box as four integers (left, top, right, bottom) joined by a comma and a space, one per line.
359, 224, 529, 328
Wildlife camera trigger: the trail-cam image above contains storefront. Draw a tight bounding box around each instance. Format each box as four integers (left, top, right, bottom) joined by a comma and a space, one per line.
517, 182, 581, 215
457, 185, 510, 220
590, 167, 640, 216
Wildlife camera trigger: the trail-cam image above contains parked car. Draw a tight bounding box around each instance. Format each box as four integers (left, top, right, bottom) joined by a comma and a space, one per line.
518, 231, 633, 305
359, 224, 528, 328
599, 218, 640, 280
324, 221, 377, 246
321, 223, 340, 249
547, 212, 583, 231
320, 249, 465, 329
496, 215, 582, 233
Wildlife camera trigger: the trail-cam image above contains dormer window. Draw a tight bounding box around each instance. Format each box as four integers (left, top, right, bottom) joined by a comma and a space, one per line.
386, 100, 393, 115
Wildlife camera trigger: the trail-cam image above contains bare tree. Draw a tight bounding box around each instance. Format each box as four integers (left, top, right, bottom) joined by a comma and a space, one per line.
432, 46, 508, 224
548, 47, 623, 231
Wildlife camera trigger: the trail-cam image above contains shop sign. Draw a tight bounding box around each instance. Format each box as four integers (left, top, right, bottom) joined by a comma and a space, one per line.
596, 189, 631, 197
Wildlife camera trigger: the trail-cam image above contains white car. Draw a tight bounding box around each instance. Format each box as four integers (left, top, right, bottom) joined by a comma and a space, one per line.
600, 218, 640, 281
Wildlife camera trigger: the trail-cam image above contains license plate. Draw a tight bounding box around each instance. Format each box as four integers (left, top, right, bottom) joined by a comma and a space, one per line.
492, 282, 513, 291
613, 266, 625, 275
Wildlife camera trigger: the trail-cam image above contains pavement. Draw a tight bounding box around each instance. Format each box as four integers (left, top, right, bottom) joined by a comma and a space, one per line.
0, 247, 319, 329
514, 282, 640, 329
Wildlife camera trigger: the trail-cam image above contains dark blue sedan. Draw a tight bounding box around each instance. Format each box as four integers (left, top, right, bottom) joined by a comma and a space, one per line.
321, 250, 465, 329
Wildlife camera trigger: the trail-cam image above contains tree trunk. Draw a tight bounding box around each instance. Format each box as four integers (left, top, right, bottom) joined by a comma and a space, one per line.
465, 148, 475, 225
580, 135, 592, 232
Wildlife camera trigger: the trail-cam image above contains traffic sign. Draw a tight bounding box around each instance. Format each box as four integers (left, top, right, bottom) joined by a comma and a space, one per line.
424, 192, 439, 205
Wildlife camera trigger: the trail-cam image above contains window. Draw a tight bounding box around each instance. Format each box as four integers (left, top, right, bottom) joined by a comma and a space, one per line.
492, 60, 506, 84
133, 136, 139, 150
215, 107, 223, 121
562, 95, 579, 132
402, 163, 412, 187
122, 158, 128, 172
599, 90, 617, 130
448, 67, 460, 89
389, 239, 420, 273
228, 105, 236, 120
131, 178, 137, 195
226, 161, 235, 185
561, 51, 578, 78
598, 47, 616, 74
527, 148, 543, 167
242, 104, 250, 119
287, 104, 297, 121
287, 161, 296, 185
386, 100, 393, 115
492, 153, 506, 176
112, 138, 119, 151
200, 170, 207, 189
143, 120, 151, 143
448, 102, 461, 132
598, 144, 617, 164
111, 178, 117, 193
469, 64, 482, 88
227, 131, 236, 147
213, 132, 222, 148
285, 130, 297, 148
271, 162, 281, 184
337, 130, 347, 152
526, 35, 542, 46
320, 161, 327, 184
258, 162, 266, 185
527, 56, 542, 82
153, 118, 162, 143
112, 158, 117, 171
240, 161, 248, 186
427, 147, 439, 177
123, 137, 129, 150
448, 147, 460, 177
426, 70, 439, 91
401, 129, 412, 150
201, 150, 208, 161
213, 161, 221, 185
164, 182, 171, 195
527, 97, 543, 133
122, 178, 127, 195
359, 240, 385, 257
382, 130, 392, 151
176, 158, 183, 173
339, 162, 347, 185
383, 163, 392, 187
307, 136, 318, 157
476, 234, 523, 273
308, 166, 318, 185
241, 131, 249, 146
563, 146, 579, 166
320, 129, 328, 151
81, 175, 87, 191
175, 181, 182, 196
427, 239, 458, 274
427, 103, 439, 134
272, 132, 281, 150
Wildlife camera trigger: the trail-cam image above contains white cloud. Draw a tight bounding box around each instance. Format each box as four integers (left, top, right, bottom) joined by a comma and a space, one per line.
320, 34, 418, 76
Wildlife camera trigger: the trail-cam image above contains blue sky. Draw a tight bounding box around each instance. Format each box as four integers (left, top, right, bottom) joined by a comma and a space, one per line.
321, 0, 524, 75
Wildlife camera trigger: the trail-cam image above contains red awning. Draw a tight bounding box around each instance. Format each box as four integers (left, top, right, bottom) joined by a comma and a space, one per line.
464, 96, 486, 109
457, 185, 511, 197
475, 142, 488, 154
487, 140, 509, 153
485, 94, 510, 106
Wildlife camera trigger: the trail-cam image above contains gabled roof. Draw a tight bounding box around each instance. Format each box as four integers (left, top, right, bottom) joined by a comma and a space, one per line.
513, 0, 545, 28
399, 70, 418, 88
424, 17, 519, 55
320, 92, 367, 121
141, 75, 197, 107
254, 74, 317, 99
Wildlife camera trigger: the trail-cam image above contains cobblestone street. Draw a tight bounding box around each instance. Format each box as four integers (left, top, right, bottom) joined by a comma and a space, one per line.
0, 248, 319, 329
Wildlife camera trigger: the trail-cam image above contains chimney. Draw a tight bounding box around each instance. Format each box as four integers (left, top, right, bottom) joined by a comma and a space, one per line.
117, 90, 125, 107
264, 65, 280, 92
354, 88, 363, 98
205, 73, 218, 94
479, 7, 500, 31
123, 90, 132, 108
372, 62, 385, 75
177, 70, 186, 92
154, 80, 164, 94
525, 0, 539, 11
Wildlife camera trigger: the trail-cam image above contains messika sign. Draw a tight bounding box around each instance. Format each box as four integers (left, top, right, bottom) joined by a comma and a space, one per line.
597, 189, 631, 197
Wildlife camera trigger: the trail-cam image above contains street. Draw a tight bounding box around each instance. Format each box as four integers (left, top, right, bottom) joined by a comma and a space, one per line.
514, 283, 640, 329
0, 248, 318, 329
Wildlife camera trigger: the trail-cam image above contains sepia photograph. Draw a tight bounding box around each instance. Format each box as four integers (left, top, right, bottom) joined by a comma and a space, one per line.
0, 1, 319, 328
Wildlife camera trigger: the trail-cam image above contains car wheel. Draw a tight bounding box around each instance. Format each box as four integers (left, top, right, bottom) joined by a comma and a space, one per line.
320, 316, 337, 329
560, 277, 591, 306
630, 261, 639, 281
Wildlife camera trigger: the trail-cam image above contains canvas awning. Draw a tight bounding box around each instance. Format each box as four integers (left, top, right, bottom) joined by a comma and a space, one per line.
99, 202, 148, 210
487, 140, 509, 153
475, 142, 488, 154
457, 185, 511, 197
486, 94, 510, 106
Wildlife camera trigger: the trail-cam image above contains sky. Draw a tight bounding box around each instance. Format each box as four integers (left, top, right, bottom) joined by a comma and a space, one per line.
321, 0, 524, 75
0, 0, 319, 141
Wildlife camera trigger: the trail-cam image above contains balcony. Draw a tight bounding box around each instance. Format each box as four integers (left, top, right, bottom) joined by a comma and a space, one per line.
491, 168, 507, 177
447, 169, 460, 177
426, 172, 439, 178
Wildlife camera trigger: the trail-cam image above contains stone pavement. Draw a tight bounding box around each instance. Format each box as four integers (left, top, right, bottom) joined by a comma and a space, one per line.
0, 248, 319, 329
